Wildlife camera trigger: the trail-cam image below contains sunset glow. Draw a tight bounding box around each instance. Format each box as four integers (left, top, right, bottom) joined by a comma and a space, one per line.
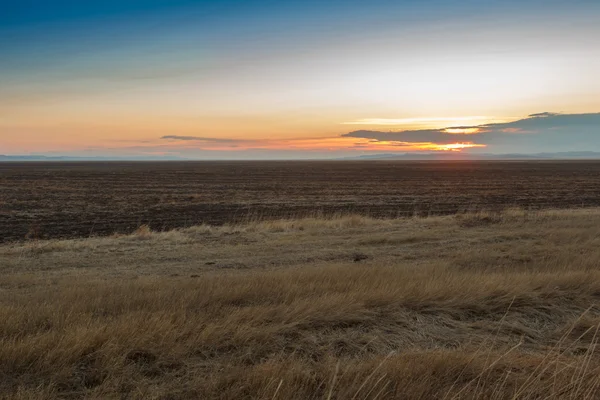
155, 136, 487, 154
435, 143, 487, 151
342, 117, 495, 127
1, 0, 599, 159
444, 128, 481, 135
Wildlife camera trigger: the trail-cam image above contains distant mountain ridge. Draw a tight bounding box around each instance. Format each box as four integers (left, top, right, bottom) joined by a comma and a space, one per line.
338, 151, 600, 160
0, 155, 186, 161
2, 152, 600, 161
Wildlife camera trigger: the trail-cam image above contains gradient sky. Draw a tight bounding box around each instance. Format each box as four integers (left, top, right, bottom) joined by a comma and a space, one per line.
1, 0, 600, 159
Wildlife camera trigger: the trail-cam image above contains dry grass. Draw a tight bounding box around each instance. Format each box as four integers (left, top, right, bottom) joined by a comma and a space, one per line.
2, 209, 600, 399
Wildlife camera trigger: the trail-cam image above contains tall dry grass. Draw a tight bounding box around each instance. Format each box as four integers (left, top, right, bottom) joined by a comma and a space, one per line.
2, 209, 600, 399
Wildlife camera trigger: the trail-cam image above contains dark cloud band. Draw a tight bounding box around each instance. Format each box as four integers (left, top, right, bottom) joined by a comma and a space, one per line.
342, 112, 600, 152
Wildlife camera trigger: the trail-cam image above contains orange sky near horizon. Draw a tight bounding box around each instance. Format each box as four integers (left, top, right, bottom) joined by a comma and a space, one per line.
1, 1, 600, 157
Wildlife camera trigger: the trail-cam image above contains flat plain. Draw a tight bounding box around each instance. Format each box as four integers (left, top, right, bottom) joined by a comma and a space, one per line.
2, 160, 600, 242
4, 161, 600, 399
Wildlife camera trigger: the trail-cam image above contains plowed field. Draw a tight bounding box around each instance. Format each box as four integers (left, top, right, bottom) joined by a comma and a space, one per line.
2, 160, 600, 242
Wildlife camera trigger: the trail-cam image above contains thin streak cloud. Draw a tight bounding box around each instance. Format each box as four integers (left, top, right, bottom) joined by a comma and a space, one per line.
160, 135, 240, 143
341, 116, 495, 126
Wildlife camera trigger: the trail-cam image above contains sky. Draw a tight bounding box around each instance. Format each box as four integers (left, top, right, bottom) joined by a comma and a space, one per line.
1, 0, 600, 159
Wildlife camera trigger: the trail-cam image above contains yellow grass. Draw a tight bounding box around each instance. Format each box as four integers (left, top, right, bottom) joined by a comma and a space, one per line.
2, 209, 600, 399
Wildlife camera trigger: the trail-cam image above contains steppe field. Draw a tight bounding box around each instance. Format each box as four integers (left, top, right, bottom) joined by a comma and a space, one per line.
2, 161, 600, 399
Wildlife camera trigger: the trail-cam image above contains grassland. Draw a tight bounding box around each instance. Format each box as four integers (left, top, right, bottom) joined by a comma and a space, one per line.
2, 208, 600, 399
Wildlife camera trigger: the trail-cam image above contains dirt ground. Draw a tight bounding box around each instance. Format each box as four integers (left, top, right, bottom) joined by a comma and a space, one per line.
2, 160, 600, 242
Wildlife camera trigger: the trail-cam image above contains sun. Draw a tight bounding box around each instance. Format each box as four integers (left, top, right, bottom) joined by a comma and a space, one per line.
443, 128, 480, 135
436, 143, 487, 151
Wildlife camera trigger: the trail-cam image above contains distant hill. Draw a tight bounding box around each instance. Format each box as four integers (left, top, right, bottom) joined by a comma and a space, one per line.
2, 152, 600, 162
339, 151, 600, 160
0, 155, 186, 161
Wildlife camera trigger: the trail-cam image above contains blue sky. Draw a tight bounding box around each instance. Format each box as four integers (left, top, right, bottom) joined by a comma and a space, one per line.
1, 0, 599, 158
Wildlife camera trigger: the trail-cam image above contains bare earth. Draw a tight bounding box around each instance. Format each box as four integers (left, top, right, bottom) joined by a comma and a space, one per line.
3, 161, 600, 242
2, 209, 600, 398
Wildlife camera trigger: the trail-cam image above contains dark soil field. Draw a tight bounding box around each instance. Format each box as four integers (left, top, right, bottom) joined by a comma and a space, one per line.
2, 160, 600, 242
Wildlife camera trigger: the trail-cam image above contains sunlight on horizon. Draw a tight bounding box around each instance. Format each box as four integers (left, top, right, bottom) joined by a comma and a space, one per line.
1, 0, 599, 158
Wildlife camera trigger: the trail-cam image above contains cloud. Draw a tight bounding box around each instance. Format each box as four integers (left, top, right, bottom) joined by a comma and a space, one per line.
342, 129, 476, 143
483, 112, 600, 131
528, 112, 560, 118
154, 112, 600, 155
342, 116, 492, 126
342, 112, 600, 153
160, 135, 240, 143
